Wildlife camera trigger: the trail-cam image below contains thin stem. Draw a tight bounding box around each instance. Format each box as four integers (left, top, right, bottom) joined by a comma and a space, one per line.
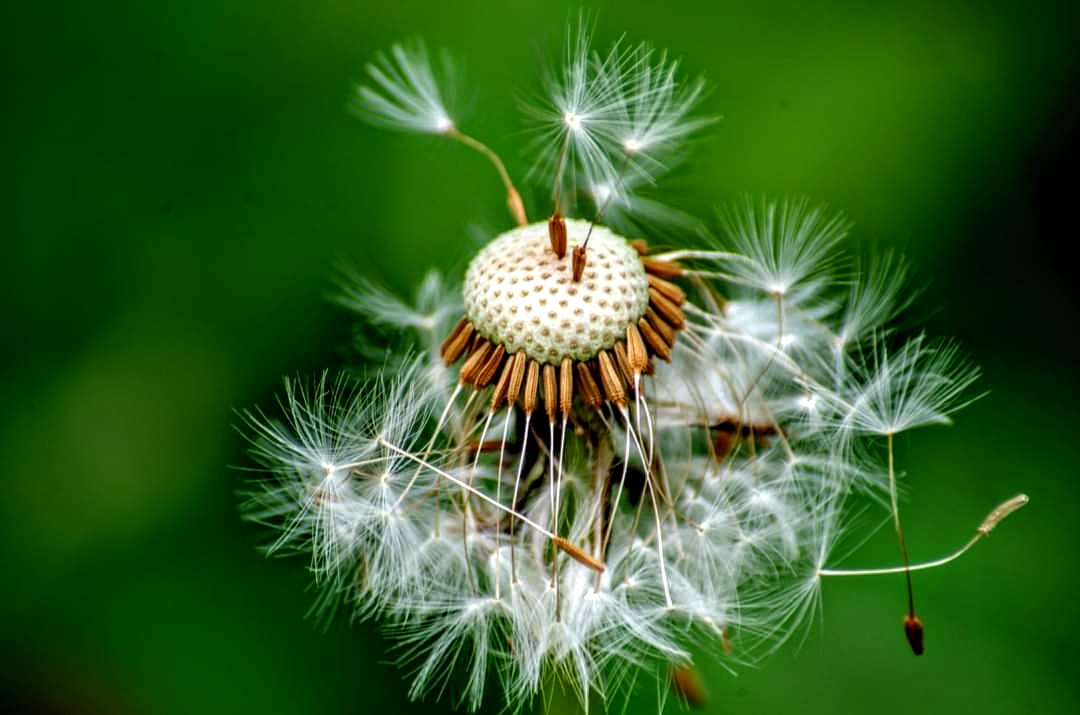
510, 412, 532, 583
445, 128, 527, 225
819, 493, 1028, 577
583, 150, 632, 248
819, 536, 979, 577
886, 432, 916, 615
649, 249, 756, 263
551, 128, 572, 213
378, 437, 556, 539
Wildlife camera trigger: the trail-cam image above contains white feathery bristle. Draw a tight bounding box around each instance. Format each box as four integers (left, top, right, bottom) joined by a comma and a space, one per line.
835, 252, 913, 352
528, 23, 632, 198
828, 334, 982, 438
609, 44, 710, 182
717, 197, 850, 297
355, 40, 456, 134
585, 172, 704, 235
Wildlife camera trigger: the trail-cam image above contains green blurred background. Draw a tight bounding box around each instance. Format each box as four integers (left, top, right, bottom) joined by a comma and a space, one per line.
3, 0, 1077, 712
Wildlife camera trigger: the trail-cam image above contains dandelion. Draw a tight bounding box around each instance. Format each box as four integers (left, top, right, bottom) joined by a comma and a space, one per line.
241, 21, 1027, 712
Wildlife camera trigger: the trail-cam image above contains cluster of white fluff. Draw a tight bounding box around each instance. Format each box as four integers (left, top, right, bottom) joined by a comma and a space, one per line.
240, 20, 1017, 714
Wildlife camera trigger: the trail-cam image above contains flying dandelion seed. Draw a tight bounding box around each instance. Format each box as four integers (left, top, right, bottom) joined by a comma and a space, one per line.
240, 20, 1027, 713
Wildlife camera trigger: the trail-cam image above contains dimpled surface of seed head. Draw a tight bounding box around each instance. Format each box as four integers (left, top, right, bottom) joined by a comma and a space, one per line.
464, 220, 650, 364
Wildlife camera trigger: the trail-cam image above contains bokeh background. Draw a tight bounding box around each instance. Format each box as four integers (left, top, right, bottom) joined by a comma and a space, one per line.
3, 0, 1078, 712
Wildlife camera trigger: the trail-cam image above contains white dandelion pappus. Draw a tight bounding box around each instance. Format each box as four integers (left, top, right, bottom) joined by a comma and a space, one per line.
355, 39, 456, 134
608, 42, 711, 183
241, 21, 1029, 714
528, 22, 632, 209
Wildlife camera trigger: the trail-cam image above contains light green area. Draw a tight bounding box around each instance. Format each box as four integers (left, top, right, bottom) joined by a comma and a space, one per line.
3, 0, 1076, 712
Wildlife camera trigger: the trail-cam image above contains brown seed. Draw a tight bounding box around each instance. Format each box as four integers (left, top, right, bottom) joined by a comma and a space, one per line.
475, 344, 506, 388
612, 341, 635, 386
713, 427, 736, 462
571, 245, 587, 282
649, 287, 686, 328
506, 351, 527, 406
553, 536, 605, 573
466, 331, 483, 356
459, 339, 492, 384
647, 274, 686, 305
629, 239, 649, 256
548, 211, 567, 258
643, 358, 656, 377
576, 362, 603, 409
543, 363, 558, 422
638, 318, 672, 361
490, 357, 514, 409
670, 665, 709, 709
597, 351, 626, 407
645, 307, 676, 346
626, 322, 648, 374
467, 440, 505, 454
523, 360, 540, 415
439, 317, 473, 365
641, 258, 684, 279
559, 357, 574, 416
507, 187, 527, 227
904, 614, 925, 656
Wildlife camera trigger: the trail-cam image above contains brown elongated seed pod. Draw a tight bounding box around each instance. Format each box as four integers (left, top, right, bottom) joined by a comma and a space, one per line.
576, 362, 603, 409
466, 331, 483, 356
626, 322, 648, 374
645, 307, 676, 346
523, 360, 540, 415
467, 440, 505, 454
597, 351, 626, 407
505, 351, 527, 405
543, 364, 558, 422
670, 665, 709, 709
904, 614, 925, 656
440, 317, 472, 364
649, 287, 685, 328
612, 340, 635, 386
548, 211, 567, 258
571, 245, 587, 282
629, 239, 648, 256
507, 187, 527, 227
490, 357, 514, 409
553, 536, 605, 572
559, 357, 574, 416
474, 344, 506, 388
647, 274, 686, 304
638, 318, 672, 361
459, 339, 492, 384
642, 258, 684, 279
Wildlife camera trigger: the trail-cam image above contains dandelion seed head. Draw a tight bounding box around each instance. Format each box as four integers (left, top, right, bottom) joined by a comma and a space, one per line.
239, 20, 1016, 714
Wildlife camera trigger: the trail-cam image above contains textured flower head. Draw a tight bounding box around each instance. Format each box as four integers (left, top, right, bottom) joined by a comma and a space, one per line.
242, 21, 1026, 712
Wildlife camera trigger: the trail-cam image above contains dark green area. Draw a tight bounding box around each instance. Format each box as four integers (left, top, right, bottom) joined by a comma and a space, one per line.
3, 1, 1077, 712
